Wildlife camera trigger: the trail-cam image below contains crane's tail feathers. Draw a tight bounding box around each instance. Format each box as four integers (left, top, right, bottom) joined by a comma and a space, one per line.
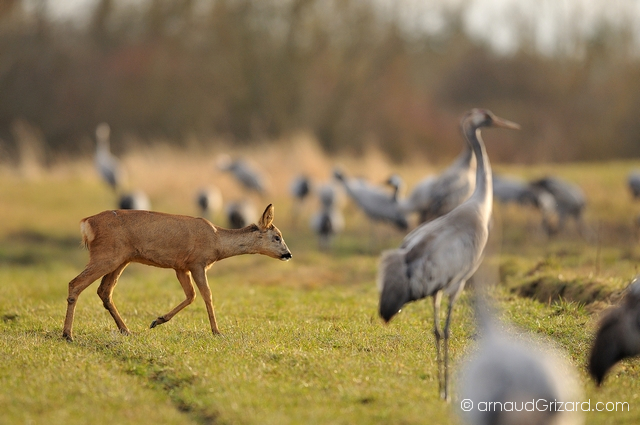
377, 249, 411, 322
377, 249, 408, 292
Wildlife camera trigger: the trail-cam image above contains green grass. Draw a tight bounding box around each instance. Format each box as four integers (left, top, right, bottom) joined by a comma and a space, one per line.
2, 158, 640, 424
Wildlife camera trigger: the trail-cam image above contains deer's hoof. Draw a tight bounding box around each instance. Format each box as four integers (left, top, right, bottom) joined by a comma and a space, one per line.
150, 317, 166, 328
63, 333, 73, 342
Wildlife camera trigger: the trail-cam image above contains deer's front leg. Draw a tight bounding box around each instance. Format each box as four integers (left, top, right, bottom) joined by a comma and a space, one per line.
190, 268, 221, 335
150, 269, 196, 329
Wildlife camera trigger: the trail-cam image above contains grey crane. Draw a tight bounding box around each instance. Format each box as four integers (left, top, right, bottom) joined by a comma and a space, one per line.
458, 294, 583, 425
589, 276, 640, 386
385, 174, 404, 202
310, 183, 344, 250
290, 174, 312, 227
492, 174, 538, 205
492, 174, 558, 233
529, 177, 586, 236
377, 109, 519, 400
290, 174, 311, 202
94, 122, 125, 192
333, 168, 408, 231
118, 190, 151, 211
217, 154, 267, 194
226, 200, 258, 229
628, 172, 640, 199
405, 136, 476, 224
399, 175, 436, 220
196, 186, 223, 219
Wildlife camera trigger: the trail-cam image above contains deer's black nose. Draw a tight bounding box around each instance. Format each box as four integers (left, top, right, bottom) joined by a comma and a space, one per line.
280, 252, 292, 260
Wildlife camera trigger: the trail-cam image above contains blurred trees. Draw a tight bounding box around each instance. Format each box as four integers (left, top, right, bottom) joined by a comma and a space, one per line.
0, 0, 639, 163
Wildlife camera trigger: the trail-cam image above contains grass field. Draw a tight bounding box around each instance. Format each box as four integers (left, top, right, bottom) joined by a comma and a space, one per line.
2, 143, 640, 424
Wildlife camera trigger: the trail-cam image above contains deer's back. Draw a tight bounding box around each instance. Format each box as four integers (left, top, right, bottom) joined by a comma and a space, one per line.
83, 210, 217, 268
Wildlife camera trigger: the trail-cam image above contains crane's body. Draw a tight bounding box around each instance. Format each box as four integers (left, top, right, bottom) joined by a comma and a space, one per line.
310, 184, 344, 249
377, 109, 519, 400
334, 170, 408, 231
217, 155, 266, 194
95, 123, 124, 192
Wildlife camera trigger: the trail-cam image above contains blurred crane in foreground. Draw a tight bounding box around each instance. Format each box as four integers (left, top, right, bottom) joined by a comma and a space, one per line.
310, 183, 344, 250
94, 122, 125, 192
377, 109, 519, 400
333, 168, 408, 231
589, 276, 640, 386
458, 293, 583, 425
217, 154, 267, 195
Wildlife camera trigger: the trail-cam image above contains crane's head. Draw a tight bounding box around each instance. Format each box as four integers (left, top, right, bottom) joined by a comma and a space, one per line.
463, 109, 521, 131
385, 174, 403, 191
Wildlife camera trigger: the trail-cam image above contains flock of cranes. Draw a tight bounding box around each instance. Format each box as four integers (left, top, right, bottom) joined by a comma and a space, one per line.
92, 111, 640, 424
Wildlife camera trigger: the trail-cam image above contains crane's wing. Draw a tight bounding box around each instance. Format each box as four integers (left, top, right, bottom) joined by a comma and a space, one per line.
401, 219, 481, 297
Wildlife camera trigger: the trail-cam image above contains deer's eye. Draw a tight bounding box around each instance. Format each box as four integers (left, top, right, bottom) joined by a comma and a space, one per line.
274, 235, 281, 242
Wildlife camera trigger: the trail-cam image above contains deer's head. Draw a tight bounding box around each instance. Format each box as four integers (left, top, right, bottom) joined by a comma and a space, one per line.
256, 204, 292, 261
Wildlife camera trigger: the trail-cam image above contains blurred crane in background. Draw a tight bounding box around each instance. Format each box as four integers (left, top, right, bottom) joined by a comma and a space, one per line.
333, 168, 408, 232
225, 199, 258, 229
94, 123, 124, 192
310, 183, 344, 250
196, 186, 223, 220
290, 174, 312, 228
217, 154, 267, 195
529, 176, 587, 237
628, 171, 640, 199
402, 141, 476, 224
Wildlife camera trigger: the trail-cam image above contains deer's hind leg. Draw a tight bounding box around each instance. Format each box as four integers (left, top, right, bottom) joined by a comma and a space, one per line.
150, 269, 196, 329
63, 260, 122, 341
97, 262, 130, 335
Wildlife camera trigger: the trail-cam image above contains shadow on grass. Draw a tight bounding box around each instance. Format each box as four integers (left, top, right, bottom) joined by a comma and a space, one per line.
67, 331, 222, 425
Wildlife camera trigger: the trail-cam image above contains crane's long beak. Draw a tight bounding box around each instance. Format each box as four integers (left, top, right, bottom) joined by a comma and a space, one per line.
492, 116, 521, 130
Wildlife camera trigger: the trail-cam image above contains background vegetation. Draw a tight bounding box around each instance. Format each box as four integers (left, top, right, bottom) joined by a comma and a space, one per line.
1, 0, 640, 164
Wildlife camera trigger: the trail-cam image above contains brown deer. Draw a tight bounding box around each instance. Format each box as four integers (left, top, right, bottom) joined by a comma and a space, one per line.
63, 204, 291, 341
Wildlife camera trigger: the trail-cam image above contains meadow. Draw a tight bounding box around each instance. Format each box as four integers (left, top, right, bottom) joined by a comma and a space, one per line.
2, 139, 640, 424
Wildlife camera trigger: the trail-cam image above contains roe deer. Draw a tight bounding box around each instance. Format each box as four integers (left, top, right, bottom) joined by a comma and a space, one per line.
63, 204, 291, 341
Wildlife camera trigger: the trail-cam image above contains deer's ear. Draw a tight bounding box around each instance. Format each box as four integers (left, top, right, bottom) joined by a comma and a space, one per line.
259, 204, 274, 229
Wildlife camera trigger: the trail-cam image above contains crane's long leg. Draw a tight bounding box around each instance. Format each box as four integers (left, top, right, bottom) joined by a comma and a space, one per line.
432, 290, 444, 399
443, 296, 456, 402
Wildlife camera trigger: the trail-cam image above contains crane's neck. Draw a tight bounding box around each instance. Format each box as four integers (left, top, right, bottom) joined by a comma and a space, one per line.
97, 137, 110, 155
464, 123, 492, 222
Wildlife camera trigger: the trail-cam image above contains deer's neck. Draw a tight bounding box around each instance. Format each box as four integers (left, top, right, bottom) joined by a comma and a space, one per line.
214, 225, 262, 260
